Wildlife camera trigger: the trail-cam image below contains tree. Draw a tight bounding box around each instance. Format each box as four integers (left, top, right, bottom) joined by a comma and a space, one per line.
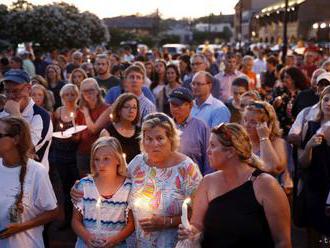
5, 1, 109, 50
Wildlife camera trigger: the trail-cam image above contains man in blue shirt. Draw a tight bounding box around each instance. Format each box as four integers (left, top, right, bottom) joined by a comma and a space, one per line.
169, 87, 212, 175
191, 71, 231, 128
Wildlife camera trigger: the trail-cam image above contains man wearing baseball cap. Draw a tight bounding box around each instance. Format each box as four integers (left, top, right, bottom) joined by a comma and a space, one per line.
169, 87, 212, 175
0, 69, 53, 170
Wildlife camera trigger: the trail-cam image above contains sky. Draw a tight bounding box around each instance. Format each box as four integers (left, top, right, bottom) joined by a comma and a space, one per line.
2, 0, 238, 19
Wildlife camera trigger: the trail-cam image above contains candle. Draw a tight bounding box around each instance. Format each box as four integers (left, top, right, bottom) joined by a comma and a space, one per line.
96, 197, 102, 233
134, 196, 151, 219
70, 112, 76, 130
122, 153, 126, 161
181, 198, 191, 229
59, 123, 64, 136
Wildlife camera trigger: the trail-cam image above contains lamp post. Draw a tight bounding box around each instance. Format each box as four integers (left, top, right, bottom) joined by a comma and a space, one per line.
281, 0, 289, 64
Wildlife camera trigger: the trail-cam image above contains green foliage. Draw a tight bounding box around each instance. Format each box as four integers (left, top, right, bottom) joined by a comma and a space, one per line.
158, 34, 181, 46
3, 1, 109, 50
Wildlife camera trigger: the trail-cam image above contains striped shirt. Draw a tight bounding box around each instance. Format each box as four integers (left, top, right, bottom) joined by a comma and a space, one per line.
138, 94, 156, 125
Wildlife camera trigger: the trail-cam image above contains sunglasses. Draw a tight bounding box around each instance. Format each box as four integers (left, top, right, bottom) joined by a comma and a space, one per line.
0, 133, 12, 139
144, 113, 173, 126
213, 123, 233, 147
246, 102, 270, 117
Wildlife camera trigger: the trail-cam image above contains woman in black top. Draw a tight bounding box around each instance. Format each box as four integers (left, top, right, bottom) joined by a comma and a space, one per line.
179, 123, 291, 247
101, 93, 141, 163
299, 86, 330, 237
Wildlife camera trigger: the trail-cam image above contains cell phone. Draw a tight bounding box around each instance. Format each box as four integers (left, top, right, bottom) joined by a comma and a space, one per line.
0, 228, 8, 235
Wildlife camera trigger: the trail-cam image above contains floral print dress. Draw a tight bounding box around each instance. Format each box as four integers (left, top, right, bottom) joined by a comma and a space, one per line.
128, 154, 202, 248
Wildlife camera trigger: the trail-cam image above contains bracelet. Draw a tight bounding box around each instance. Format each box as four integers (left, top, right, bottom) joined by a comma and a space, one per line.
259, 137, 269, 142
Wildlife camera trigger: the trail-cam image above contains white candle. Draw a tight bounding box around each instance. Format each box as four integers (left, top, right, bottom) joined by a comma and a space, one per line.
59, 123, 64, 135
70, 112, 76, 130
96, 197, 102, 233
134, 197, 151, 219
181, 198, 191, 229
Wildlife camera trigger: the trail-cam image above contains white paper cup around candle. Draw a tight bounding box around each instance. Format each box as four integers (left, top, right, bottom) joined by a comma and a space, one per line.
181, 198, 191, 229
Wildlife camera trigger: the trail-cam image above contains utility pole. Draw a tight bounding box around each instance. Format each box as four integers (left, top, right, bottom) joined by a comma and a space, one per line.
281, 0, 289, 64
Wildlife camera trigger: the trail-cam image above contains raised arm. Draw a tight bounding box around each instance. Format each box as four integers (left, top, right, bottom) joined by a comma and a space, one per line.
254, 174, 291, 248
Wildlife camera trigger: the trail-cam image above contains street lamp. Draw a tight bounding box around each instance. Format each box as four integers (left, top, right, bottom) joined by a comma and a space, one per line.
281, 0, 289, 64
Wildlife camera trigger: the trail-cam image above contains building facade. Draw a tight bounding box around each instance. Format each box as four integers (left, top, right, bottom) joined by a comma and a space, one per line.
253, 0, 330, 42
234, 0, 278, 41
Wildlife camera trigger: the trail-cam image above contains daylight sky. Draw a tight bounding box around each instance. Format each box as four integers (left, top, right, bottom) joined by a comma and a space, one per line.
2, 0, 238, 19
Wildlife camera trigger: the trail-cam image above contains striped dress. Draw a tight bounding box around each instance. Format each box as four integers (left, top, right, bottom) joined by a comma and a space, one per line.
74, 176, 132, 248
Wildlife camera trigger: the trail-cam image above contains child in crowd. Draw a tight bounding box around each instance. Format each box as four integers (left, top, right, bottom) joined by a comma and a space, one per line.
71, 137, 134, 248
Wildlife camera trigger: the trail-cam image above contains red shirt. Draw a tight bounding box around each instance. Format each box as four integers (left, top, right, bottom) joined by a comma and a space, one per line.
76, 102, 109, 155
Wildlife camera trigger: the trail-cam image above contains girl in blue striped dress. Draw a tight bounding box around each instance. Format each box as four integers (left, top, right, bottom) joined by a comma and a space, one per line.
72, 137, 134, 248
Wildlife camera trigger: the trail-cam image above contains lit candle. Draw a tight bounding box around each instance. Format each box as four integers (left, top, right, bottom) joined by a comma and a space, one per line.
122, 153, 126, 161
181, 198, 191, 229
134, 197, 151, 219
59, 123, 64, 136
96, 197, 102, 233
109, 113, 113, 121
70, 112, 76, 130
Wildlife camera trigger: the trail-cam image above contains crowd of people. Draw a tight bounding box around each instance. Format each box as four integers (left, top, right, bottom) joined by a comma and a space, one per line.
0, 42, 329, 248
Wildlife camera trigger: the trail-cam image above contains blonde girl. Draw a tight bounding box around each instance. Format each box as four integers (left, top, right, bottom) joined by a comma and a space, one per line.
72, 137, 134, 248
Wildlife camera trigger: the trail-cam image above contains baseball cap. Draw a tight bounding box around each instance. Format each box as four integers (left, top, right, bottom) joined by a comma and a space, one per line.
1, 69, 30, 84
169, 87, 194, 105
317, 72, 330, 85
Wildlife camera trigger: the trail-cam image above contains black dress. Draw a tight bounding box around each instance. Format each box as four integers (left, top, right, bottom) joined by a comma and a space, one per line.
302, 121, 330, 235
105, 123, 141, 163
201, 170, 274, 248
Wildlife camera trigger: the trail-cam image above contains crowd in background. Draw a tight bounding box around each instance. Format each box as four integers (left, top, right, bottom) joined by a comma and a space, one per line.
0, 41, 329, 247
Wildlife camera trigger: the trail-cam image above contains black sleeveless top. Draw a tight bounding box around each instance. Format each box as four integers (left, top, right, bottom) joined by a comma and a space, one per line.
105, 123, 141, 163
201, 169, 274, 248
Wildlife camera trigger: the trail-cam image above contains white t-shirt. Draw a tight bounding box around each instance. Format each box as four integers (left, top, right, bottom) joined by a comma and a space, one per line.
0, 159, 57, 248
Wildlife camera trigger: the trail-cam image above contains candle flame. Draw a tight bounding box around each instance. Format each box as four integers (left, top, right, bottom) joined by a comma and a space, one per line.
70, 112, 74, 118
122, 153, 126, 160
183, 198, 191, 206
59, 123, 64, 129
110, 114, 113, 120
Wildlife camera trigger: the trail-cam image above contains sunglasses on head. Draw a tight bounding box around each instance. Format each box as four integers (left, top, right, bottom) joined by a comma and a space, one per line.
213, 123, 233, 147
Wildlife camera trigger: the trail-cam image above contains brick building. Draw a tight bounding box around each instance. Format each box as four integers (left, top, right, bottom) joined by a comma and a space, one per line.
253, 0, 330, 42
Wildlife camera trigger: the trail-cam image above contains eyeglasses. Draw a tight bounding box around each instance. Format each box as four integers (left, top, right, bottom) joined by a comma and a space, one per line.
4, 86, 27, 97
122, 105, 138, 111
190, 81, 210, 87
0, 133, 11, 139
81, 88, 97, 94
191, 62, 203, 66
